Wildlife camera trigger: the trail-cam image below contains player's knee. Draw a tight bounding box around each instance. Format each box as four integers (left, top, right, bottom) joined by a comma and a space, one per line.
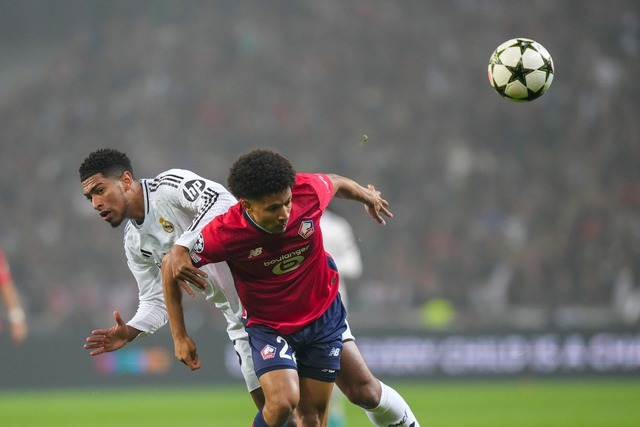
297, 413, 324, 427
296, 400, 329, 426
296, 404, 328, 427
265, 393, 298, 423
286, 414, 299, 427
340, 377, 380, 409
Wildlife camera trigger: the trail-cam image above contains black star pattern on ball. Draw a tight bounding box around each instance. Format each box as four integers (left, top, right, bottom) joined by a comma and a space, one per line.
505, 58, 534, 86
516, 39, 535, 54
540, 54, 554, 79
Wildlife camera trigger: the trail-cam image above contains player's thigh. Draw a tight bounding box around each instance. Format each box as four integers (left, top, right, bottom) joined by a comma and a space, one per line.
259, 368, 300, 409
335, 340, 381, 408
296, 377, 334, 422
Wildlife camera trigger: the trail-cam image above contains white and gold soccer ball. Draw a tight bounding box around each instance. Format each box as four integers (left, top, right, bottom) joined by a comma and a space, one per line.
488, 38, 554, 102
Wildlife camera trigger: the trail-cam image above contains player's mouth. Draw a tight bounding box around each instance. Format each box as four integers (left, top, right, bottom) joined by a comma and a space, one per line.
100, 210, 112, 222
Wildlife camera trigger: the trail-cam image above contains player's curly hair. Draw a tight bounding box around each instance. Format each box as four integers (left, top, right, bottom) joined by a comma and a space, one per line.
79, 148, 133, 182
227, 149, 296, 200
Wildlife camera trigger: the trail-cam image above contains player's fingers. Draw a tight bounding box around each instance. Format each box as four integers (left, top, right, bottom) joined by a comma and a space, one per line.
188, 354, 201, 371
365, 204, 386, 225
368, 184, 382, 196
192, 266, 208, 279
179, 280, 196, 298
90, 348, 105, 356
380, 206, 393, 218
185, 268, 208, 286
113, 311, 125, 325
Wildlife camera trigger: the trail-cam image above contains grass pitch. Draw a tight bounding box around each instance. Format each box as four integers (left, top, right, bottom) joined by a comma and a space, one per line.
0, 379, 639, 426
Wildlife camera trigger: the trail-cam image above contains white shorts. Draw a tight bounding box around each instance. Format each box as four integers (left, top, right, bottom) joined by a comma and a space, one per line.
233, 337, 261, 392
342, 319, 355, 342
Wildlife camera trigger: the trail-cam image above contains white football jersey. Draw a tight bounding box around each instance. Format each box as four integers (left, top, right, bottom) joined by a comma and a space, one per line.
320, 210, 363, 281
320, 210, 363, 310
123, 169, 245, 341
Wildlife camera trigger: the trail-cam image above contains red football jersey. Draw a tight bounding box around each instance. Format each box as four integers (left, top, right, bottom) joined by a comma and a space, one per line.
191, 173, 339, 334
0, 249, 12, 286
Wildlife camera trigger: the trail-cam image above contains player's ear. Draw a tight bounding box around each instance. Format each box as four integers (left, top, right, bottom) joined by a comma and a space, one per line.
241, 199, 252, 212
120, 170, 134, 189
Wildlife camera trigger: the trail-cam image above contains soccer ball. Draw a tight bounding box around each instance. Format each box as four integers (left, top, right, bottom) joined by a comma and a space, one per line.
488, 38, 554, 102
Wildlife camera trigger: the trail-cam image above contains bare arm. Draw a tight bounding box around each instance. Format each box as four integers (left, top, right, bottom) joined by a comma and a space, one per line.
327, 174, 393, 225
161, 245, 201, 370
0, 279, 28, 344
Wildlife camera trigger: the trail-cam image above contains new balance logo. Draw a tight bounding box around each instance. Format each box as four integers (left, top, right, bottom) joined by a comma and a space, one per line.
328, 347, 341, 357
248, 247, 263, 258
388, 411, 413, 427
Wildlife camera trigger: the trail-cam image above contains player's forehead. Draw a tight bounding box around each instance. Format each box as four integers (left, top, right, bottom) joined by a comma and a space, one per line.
81, 173, 113, 195
256, 188, 292, 208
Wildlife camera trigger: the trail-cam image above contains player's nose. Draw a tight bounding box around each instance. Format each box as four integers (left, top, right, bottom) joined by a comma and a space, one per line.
92, 196, 103, 210
278, 206, 290, 221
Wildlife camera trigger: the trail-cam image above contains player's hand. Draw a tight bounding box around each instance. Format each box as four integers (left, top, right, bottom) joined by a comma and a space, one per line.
10, 320, 28, 344
83, 311, 130, 356
173, 334, 201, 371
163, 245, 209, 298
363, 184, 393, 225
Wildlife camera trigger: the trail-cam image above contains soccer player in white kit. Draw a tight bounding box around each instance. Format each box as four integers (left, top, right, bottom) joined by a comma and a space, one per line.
79, 148, 420, 427
321, 209, 363, 427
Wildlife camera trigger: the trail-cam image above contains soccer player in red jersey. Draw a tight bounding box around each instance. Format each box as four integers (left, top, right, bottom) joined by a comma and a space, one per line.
0, 248, 28, 344
162, 149, 417, 426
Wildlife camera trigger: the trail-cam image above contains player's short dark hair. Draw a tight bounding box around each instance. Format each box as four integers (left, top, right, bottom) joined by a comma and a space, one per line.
227, 149, 296, 200
79, 148, 133, 182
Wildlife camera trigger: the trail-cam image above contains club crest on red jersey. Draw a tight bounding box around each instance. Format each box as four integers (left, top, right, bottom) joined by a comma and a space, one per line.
298, 220, 315, 239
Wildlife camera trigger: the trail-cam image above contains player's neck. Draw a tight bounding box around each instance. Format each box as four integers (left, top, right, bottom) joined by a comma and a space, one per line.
129, 181, 146, 224
244, 209, 272, 234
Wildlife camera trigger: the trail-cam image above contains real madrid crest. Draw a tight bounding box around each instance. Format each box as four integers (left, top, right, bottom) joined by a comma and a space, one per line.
159, 216, 175, 233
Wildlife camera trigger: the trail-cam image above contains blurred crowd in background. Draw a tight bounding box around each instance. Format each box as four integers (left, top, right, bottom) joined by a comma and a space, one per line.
0, 0, 639, 338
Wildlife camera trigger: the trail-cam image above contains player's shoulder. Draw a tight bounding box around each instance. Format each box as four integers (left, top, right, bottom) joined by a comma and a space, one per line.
144, 169, 187, 193
295, 173, 330, 189
147, 169, 202, 194
152, 168, 198, 183
204, 203, 240, 233
294, 173, 333, 204
218, 202, 243, 223
154, 168, 228, 191
296, 172, 322, 183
